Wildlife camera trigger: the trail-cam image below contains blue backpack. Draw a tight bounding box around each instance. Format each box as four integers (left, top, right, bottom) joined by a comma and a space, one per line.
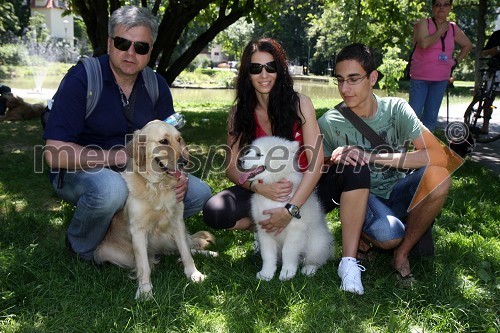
41, 57, 159, 128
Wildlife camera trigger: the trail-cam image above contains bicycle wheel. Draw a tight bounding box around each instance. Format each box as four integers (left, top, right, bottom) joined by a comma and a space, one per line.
463, 96, 483, 128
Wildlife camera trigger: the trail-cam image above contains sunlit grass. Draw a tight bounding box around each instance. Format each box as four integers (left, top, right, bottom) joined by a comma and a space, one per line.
0, 100, 498, 332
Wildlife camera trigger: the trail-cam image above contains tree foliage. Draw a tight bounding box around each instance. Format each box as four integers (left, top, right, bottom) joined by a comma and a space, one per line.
0, 0, 20, 39
309, 0, 425, 63
213, 17, 254, 63
70, 0, 283, 85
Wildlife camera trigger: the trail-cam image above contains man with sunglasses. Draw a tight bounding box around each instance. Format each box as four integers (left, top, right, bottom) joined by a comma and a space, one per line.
43, 6, 211, 262
318, 43, 450, 291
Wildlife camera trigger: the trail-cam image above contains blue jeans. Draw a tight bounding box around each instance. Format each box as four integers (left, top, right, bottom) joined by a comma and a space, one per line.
52, 168, 212, 260
363, 168, 425, 242
409, 79, 448, 131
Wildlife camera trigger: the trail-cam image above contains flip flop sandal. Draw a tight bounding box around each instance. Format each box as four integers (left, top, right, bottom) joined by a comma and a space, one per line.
395, 270, 417, 288
357, 242, 374, 262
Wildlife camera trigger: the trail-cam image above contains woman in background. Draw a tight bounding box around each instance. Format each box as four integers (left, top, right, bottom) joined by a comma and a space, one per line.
409, 0, 472, 131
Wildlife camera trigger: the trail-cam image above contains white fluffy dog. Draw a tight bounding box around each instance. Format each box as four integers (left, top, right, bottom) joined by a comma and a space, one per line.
239, 136, 333, 281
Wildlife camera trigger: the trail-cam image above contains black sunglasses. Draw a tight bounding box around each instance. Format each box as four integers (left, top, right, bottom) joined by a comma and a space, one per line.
249, 61, 277, 75
112, 36, 151, 55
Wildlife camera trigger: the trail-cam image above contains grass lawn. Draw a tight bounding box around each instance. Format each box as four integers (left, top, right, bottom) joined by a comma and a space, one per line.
0, 99, 498, 332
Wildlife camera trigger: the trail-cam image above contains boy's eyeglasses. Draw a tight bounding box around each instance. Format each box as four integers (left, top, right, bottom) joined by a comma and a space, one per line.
112, 36, 151, 55
249, 61, 277, 75
433, 3, 451, 8
333, 74, 368, 86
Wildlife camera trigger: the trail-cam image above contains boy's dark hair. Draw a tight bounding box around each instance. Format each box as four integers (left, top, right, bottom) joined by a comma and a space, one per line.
335, 43, 377, 75
432, 0, 453, 5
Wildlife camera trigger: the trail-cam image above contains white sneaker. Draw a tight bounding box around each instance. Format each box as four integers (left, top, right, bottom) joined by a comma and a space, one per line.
338, 258, 366, 295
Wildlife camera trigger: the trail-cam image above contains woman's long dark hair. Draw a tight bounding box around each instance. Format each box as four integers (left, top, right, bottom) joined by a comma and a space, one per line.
229, 38, 302, 149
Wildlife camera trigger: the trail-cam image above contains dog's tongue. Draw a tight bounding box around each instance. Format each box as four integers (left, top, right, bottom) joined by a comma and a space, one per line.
239, 172, 251, 185
238, 166, 265, 184
169, 169, 182, 178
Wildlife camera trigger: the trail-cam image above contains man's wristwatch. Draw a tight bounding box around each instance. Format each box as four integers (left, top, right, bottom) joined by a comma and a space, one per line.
285, 203, 301, 219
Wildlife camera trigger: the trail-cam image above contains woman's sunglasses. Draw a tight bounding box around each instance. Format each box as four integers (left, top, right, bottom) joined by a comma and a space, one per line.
249, 61, 277, 75
112, 36, 151, 55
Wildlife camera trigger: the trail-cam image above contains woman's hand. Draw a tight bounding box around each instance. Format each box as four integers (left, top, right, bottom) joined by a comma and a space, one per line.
254, 178, 293, 201
258, 207, 293, 235
330, 145, 368, 166
174, 172, 188, 202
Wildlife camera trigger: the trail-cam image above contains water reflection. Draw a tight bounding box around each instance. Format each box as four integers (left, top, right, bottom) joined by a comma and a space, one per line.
3, 75, 406, 103
170, 80, 341, 102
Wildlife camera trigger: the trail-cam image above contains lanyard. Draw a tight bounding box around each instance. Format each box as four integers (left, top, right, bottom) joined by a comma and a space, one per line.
432, 17, 448, 52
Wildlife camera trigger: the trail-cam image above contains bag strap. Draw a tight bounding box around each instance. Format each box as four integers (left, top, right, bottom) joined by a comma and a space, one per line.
334, 101, 394, 152
81, 58, 159, 118
142, 66, 159, 105
79, 57, 102, 119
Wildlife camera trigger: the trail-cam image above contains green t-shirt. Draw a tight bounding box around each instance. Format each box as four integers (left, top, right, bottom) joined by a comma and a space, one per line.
318, 95, 422, 198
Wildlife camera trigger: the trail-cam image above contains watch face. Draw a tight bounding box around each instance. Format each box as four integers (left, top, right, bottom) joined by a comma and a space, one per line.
286, 204, 299, 217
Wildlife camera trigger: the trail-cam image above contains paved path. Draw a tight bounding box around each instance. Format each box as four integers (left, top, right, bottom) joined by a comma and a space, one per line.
437, 98, 500, 175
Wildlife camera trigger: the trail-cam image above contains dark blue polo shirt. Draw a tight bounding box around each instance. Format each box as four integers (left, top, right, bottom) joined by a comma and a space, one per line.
43, 54, 174, 181
44, 54, 174, 149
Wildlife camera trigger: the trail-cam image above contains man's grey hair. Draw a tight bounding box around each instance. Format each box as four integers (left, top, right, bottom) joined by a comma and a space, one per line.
109, 6, 158, 42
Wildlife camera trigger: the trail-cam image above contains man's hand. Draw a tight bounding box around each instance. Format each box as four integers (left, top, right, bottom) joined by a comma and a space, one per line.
329, 146, 368, 166
174, 172, 188, 202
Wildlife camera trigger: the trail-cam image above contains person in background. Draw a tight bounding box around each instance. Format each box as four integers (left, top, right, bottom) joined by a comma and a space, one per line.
43, 6, 211, 262
319, 43, 450, 288
476, 29, 500, 134
409, 0, 472, 131
0, 84, 12, 116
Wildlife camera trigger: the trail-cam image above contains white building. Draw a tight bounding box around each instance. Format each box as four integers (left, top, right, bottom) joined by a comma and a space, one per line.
30, 0, 74, 44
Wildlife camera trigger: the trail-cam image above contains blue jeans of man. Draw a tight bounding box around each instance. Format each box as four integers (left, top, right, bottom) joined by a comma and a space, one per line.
52, 168, 212, 261
409, 79, 449, 131
363, 168, 425, 242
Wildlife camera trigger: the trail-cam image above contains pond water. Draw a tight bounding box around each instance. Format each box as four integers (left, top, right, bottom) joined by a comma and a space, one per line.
3, 74, 404, 104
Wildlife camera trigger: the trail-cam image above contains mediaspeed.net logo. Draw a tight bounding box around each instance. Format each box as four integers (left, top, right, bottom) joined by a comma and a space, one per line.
409, 122, 468, 211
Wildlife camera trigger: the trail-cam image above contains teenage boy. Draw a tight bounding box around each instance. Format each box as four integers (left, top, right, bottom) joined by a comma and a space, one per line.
318, 43, 450, 289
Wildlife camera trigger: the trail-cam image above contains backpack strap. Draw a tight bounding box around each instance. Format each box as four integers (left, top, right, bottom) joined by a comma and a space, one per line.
141, 66, 159, 105
46, 58, 158, 125
334, 102, 394, 153
79, 57, 102, 119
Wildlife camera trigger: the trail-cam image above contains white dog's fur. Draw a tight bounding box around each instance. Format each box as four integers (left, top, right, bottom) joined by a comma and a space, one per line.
94, 120, 216, 300
239, 136, 333, 281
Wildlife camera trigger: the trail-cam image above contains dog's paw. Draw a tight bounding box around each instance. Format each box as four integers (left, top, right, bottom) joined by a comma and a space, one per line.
190, 270, 206, 282
279, 268, 297, 281
301, 265, 319, 277
135, 283, 153, 301
256, 271, 274, 281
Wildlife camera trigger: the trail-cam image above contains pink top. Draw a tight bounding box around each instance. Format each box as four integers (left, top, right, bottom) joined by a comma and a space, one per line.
410, 18, 456, 81
254, 113, 308, 172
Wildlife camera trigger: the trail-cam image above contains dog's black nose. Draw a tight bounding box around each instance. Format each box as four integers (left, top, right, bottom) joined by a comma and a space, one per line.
178, 156, 188, 168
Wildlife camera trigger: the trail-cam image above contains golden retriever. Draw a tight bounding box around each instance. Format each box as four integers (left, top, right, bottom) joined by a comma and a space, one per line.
94, 120, 216, 300
0, 93, 45, 121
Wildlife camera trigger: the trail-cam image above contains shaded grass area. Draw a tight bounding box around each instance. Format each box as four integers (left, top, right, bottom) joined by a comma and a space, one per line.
0, 101, 498, 332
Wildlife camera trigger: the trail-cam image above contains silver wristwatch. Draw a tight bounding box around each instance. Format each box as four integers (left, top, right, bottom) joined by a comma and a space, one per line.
285, 203, 301, 219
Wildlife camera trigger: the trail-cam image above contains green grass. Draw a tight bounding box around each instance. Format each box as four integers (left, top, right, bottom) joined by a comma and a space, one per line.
0, 100, 498, 333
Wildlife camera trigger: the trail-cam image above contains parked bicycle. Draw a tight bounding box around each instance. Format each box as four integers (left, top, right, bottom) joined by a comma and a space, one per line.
463, 58, 499, 143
